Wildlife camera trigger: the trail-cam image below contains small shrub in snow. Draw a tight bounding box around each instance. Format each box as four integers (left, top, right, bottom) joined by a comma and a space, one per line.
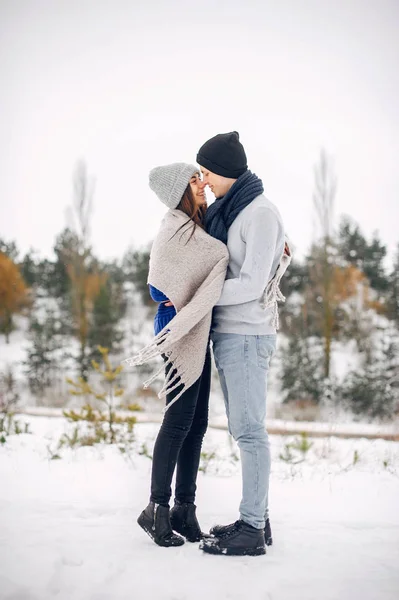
138, 442, 152, 460
0, 366, 19, 414
199, 450, 217, 474
61, 405, 136, 448
291, 432, 313, 456
0, 366, 31, 443
61, 346, 139, 451
279, 433, 313, 464
123, 402, 143, 412
0, 415, 31, 443
279, 442, 304, 465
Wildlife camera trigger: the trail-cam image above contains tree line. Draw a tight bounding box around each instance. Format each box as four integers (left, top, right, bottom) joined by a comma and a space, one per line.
0, 162, 152, 402
278, 151, 399, 419
1, 154, 398, 420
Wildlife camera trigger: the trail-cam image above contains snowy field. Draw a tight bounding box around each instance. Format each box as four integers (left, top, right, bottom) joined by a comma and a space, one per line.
1, 416, 399, 600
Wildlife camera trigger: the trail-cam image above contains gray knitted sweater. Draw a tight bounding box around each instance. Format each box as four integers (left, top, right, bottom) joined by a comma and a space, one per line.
212, 195, 287, 335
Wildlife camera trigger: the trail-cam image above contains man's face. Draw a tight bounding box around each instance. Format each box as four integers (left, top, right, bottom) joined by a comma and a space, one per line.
199, 167, 236, 199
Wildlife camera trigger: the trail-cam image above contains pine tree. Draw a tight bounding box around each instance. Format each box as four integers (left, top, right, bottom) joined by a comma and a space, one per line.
341, 332, 399, 419
122, 248, 151, 305
300, 241, 371, 343
280, 335, 325, 405
363, 233, 389, 293
102, 259, 125, 286
50, 228, 79, 298
337, 216, 367, 270
87, 281, 125, 362
0, 253, 28, 343
20, 250, 38, 288
24, 310, 64, 395
279, 259, 308, 297
386, 244, 399, 326
0, 239, 19, 262
338, 218, 388, 294
278, 258, 308, 334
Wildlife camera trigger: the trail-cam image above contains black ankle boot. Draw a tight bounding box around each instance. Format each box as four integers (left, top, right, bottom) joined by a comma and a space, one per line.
170, 502, 208, 543
201, 519, 266, 556
210, 517, 273, 546
264, 518, 273, 546
137, 502, 185, 547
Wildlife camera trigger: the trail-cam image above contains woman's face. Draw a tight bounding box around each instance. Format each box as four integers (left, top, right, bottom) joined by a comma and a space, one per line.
189, 173, 207, 208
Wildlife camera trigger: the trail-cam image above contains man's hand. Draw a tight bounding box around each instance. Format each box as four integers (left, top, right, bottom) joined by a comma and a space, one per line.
163, 301, 174, 307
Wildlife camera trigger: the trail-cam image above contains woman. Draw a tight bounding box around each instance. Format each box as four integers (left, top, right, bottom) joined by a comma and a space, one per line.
124, 163, 229, 548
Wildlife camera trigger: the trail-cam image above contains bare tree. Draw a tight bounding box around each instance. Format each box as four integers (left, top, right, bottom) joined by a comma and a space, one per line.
69, 160, 95, 252
312, 149, 337, 378
66, 161, 105, 379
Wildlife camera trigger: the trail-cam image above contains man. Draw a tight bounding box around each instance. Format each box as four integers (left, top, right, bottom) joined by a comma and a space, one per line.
197, 131, 288, 557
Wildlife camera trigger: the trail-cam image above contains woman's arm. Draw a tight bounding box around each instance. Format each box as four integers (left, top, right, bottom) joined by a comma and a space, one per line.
149, 284, 172, 305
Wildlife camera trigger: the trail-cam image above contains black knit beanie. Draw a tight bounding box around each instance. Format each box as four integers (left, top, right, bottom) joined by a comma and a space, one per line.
196, 131, 248, 179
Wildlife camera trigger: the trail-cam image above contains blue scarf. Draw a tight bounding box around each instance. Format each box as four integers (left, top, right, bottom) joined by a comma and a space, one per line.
205, 171, 264, 244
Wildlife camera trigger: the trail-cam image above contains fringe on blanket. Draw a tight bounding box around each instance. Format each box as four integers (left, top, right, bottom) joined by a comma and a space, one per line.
122, 330, 188, 414
259, 241, 292, 329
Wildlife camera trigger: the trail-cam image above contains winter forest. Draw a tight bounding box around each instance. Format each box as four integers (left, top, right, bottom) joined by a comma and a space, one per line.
1, 153, 398, 425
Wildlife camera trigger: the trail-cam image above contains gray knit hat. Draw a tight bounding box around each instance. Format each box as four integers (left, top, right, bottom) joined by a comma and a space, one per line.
149, 163, 198, 209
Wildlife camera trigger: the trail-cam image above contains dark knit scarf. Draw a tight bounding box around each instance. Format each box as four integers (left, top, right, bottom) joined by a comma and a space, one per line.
205, 170, 264, 244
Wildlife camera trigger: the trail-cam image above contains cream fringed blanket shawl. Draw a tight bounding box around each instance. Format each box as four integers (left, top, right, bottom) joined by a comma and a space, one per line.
124, 209, 229, 411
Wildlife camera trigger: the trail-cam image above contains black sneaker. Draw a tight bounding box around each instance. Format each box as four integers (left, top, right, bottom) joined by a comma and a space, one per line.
210, 518, 273, 546
137, 502, 185, 547
170, 502, 210, 543
200, 519, 266, 556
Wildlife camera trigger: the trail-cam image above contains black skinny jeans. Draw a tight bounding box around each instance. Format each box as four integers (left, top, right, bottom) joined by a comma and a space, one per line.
150, 348, 211, 506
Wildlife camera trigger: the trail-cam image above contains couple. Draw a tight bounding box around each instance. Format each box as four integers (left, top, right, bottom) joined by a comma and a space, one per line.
126, 131, 290, 557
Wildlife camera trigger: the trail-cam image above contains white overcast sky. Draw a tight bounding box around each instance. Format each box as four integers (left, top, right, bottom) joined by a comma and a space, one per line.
1, 0, 398, 263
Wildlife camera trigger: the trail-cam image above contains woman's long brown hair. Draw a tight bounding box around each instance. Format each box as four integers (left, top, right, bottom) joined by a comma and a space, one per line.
172, 183, 207, 243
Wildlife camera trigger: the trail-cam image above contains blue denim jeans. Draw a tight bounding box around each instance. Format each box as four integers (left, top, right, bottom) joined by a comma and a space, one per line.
211, 332, 276, 530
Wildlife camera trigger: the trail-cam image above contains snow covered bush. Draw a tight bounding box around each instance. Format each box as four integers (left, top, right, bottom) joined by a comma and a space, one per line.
280, 335, 338, 406
340, 332, 399, 420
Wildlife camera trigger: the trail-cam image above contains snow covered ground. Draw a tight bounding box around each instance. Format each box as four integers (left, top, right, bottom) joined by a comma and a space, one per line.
1, 416, 399, 600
